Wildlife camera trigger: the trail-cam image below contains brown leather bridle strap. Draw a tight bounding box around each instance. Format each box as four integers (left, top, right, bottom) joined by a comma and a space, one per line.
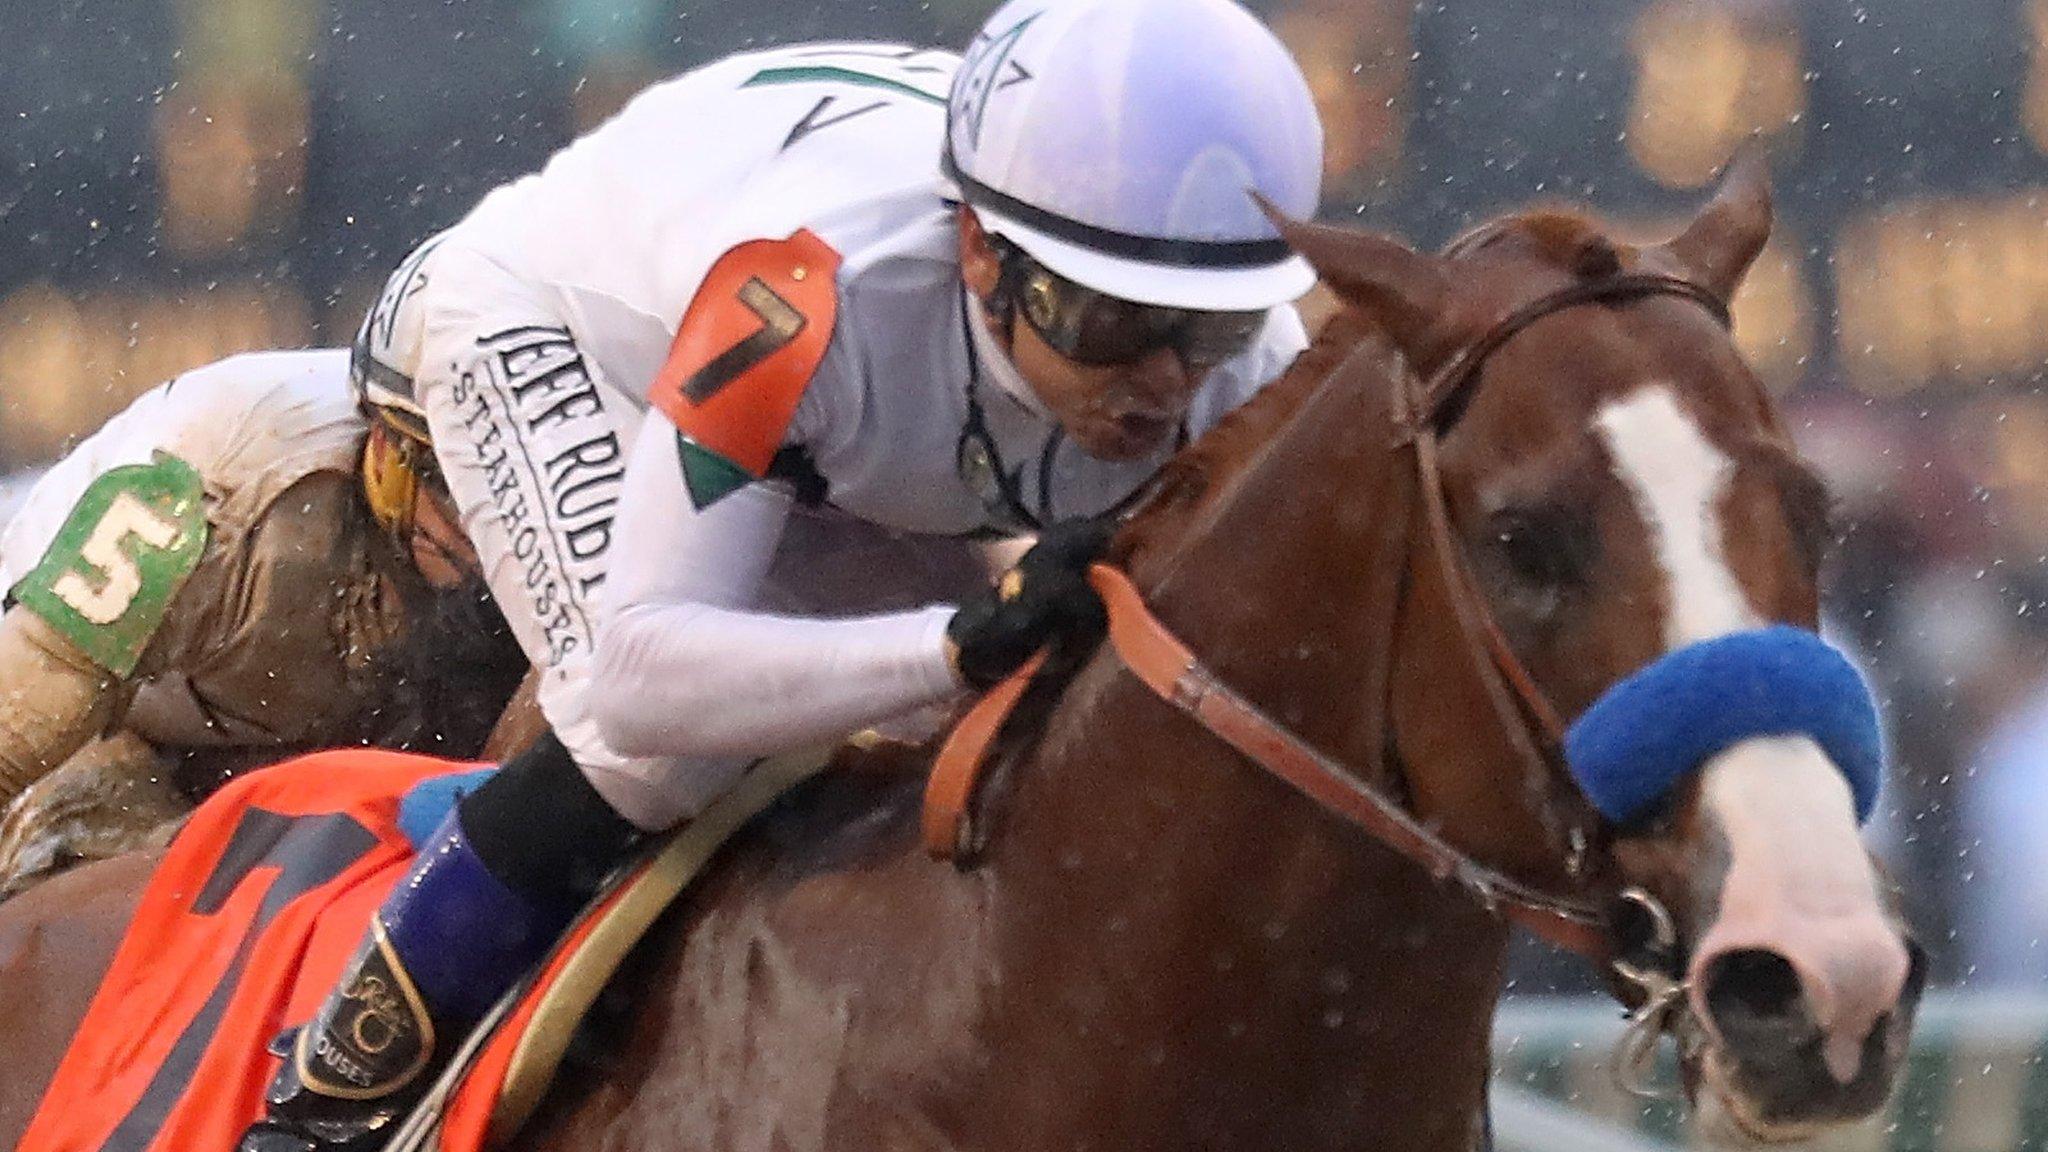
1086, 563, 1612, 960
1413, 426, 1570, 747
1417, 274, 1732, 432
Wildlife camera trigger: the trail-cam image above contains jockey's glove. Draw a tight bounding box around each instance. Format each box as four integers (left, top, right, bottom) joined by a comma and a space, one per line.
945, 517, 1115, 690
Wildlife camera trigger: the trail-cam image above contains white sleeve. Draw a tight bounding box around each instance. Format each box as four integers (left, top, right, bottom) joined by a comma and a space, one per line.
591, 415, 962, 760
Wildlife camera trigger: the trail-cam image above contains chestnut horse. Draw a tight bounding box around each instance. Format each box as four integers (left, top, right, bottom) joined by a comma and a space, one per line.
0, 162, 1920, 1150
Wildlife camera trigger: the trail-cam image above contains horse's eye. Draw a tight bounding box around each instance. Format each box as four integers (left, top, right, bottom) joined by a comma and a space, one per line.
1487, 508, 1592, 590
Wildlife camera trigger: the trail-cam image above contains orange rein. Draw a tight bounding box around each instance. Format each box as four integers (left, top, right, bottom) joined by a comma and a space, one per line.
922, 563, 1612, 963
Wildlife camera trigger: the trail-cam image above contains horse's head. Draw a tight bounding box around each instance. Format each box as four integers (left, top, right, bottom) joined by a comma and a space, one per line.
1268, 159, 1921, 1140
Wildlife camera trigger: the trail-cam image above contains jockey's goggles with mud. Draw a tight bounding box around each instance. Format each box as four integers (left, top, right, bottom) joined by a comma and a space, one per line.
362, 420, 440, 540
993, 239, 1267, 368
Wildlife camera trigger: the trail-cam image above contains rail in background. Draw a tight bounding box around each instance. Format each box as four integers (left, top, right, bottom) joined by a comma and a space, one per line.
1494, 991, 2048, 1151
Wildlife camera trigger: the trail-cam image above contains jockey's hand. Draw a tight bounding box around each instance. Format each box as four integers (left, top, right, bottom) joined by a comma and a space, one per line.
945, 518, 1115, 690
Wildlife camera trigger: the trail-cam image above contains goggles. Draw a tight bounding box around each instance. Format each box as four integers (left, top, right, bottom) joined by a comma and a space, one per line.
1000, 243, 1267, 369
362, 420, 437, 540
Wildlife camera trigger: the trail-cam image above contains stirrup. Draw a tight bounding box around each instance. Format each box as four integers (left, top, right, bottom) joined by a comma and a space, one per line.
237, 1057, 420, 1152
237, 1038, 432, 1152
235, 1123, 323, 1152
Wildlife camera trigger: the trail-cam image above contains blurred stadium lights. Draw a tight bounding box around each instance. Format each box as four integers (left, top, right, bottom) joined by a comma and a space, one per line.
1730, 237, 1817, 391
1626, 0, 1805, 191
158, 0, 315, 256
156, 75, 310, 257
0, 281, 311, 463
1836, 196, 2048, 397
6, 0, 2048, 474
174, 0, 316, 78
1274, 0, 1412, 193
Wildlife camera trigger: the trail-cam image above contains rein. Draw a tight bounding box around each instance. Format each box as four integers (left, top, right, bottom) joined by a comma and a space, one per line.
1088, 562, 1610, 957
923, 272, 1735, 973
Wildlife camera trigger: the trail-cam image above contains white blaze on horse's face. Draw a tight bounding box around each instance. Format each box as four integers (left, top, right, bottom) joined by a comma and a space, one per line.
1596, 385, 1910, 1094
1593, 387, 1759, 648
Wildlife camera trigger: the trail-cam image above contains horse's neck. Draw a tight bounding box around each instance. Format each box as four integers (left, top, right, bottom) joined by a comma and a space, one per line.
981, 351, 1509, 1148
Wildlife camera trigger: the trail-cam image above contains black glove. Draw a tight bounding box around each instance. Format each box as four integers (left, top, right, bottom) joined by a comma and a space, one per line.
946, 518, 1115, 690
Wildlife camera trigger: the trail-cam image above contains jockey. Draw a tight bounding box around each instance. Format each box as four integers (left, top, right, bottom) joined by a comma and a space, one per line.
241, 0, 1322, 1147
0, 350, 525, 894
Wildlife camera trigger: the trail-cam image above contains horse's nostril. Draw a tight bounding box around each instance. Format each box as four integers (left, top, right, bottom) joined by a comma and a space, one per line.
1704, 948, 1805, 1025
1902, 940, 1930, 1007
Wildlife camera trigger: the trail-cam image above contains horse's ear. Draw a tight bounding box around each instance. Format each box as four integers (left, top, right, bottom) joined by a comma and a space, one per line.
1650, 150, 1773, 303
1258, 197, 1450, 354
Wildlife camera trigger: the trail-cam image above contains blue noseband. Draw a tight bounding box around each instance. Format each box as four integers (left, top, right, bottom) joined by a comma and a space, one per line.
1563, 626, 1883, 827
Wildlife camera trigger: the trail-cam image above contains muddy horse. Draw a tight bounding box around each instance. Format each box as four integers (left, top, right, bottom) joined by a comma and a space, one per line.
0, 162, 1921, 1150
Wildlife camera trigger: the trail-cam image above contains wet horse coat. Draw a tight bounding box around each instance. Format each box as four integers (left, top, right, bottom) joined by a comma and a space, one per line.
0, 166, 1918, 1151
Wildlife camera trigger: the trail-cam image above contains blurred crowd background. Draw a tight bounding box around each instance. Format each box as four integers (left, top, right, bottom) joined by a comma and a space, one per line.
4, 0, 2048, 988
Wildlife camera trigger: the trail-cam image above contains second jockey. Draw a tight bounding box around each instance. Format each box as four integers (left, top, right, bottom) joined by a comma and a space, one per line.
242, 0, 1324, 1147
0, 350, 527, 895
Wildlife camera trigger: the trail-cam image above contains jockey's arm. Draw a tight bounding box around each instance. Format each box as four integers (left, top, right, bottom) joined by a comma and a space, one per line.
590, 414, 960, 761
0, 606, 123, 806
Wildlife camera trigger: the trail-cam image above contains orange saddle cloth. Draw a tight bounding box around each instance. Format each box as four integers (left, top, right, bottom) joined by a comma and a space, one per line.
21, 743, 832, 1152
17, 749, 529, 1152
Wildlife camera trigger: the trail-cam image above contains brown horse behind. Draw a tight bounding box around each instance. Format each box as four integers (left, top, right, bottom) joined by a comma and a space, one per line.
0, 163, 1920, 1150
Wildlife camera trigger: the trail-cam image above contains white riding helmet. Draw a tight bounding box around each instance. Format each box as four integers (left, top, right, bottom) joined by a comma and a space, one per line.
944, 0, 1324, 312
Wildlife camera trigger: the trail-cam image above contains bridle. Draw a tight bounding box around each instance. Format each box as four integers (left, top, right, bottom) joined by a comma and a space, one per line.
1399, 271, 1735, 917
924, 268, 1736, 1083
1405, 274, 1733, 758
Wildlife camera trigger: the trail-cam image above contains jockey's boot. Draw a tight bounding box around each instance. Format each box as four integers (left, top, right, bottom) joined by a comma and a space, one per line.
235, 809, 569, 1152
